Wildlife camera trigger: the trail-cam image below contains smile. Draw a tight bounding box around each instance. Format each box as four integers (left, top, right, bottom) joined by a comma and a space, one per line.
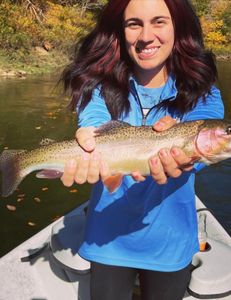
137, 47, 159, 59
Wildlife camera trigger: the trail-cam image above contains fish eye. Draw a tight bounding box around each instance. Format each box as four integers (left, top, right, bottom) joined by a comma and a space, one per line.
226, 126, 231, 135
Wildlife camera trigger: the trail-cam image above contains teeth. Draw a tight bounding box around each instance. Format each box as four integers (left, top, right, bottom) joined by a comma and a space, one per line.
140, 47, 159, 55
142, 48, 155, 53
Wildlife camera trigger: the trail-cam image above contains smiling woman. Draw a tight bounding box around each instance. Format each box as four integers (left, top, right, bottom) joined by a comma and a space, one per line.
60, 0, 225, 299
124, 0, 175, 87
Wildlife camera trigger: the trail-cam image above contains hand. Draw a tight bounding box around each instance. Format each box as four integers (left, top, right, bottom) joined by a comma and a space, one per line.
61, 127, 110, 187
149, 116, 194, 184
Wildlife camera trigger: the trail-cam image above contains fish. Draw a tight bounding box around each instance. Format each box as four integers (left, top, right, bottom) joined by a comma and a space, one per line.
1, 119, 231, 197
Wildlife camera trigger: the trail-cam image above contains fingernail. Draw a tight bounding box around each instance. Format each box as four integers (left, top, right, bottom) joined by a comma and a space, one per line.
93, 152, 100, 160
83, 152, 90, 160
171, 148, 179, 156
85, 139, 94, 150
154, 121, 164, 129
151, 157, 158, 166
67, 159, 76, 168
159, 149, 168, 157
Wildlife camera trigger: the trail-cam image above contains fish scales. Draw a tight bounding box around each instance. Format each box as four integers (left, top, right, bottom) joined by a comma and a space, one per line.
1, 119, 231, 197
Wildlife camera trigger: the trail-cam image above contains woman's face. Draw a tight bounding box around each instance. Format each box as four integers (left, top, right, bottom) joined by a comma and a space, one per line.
124, 0, 174, 81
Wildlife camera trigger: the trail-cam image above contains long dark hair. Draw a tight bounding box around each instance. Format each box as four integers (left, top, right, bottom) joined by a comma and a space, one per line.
61, 0, 217, 119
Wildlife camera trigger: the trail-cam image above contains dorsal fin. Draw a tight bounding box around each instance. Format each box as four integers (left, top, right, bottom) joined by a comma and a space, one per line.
39, 138, 56, 146
94, 121, 131, 135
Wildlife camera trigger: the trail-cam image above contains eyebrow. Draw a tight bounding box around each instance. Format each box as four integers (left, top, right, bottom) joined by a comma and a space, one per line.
124, 16, 170, 25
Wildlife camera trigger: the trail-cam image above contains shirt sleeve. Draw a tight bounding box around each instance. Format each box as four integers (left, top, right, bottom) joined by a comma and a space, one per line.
77, 87, 112, 128
181, 85, 224, 122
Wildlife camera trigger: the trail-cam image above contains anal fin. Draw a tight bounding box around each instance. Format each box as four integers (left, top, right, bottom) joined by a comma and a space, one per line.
36, 169, 63, 179
103, 174, 123, 193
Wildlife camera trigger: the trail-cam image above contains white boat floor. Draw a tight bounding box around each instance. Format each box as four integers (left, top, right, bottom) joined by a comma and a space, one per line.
0, 199, 231, 300
0, 203, 90, 300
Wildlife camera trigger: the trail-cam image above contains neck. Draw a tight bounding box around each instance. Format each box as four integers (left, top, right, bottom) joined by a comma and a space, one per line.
134, 65, 168, 88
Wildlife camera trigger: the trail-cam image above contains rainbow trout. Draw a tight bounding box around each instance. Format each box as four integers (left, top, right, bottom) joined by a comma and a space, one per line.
1, 119, 231, 197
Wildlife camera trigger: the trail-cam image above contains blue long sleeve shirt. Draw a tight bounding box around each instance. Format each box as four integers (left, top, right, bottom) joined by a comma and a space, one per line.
78, 75, 224, 271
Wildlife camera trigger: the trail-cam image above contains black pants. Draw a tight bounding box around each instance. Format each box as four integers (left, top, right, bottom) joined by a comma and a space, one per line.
90, 262, 192, 300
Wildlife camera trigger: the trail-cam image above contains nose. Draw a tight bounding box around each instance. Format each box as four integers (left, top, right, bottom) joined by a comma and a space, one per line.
139, 25, 155, 42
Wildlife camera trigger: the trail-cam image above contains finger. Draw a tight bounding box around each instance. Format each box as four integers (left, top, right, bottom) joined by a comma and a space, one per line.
170, 147, 194, 171
153, 116, 177, 132
61, 159, 77, 187
76, 127, 96, 152
149, 156, 168, 185
159, 148, 182, 178
87, 151, 101, 184
74, 153, 90, 184
100, 160, 111, 182
131, 171, 146, 182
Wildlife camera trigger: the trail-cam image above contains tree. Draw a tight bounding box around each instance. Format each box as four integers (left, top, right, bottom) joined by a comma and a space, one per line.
192, 0, 210, 16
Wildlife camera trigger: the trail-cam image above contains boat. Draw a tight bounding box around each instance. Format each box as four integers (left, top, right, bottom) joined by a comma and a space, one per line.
0, 196, 230, 300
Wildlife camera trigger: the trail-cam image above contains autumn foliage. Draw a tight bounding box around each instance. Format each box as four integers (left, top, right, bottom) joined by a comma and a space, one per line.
0, 0, 230, 63
192, 0, 231, 54
0, 0, 96, 57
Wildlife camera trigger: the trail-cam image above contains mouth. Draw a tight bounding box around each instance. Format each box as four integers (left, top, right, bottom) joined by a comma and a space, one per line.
136, 46, 160, 59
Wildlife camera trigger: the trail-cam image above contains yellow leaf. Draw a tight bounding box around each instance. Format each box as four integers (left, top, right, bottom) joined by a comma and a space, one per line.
28, 221, 36, 226
6, 205, 16, 211
69, 189, 78, 193
34, 197, 41, 203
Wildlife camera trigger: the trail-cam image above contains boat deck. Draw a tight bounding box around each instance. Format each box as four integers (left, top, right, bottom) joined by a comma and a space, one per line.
0, 199, 230, 300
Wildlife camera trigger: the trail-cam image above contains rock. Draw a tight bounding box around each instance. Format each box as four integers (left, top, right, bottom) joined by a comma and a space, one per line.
43, 41, 53, 52
33, 46, 49, 56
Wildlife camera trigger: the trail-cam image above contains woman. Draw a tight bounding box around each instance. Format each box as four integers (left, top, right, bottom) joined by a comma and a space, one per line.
61, 0, 224, 299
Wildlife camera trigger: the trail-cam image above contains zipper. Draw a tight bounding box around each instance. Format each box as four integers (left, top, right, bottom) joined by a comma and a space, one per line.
131, 88, 154, 126
130, 81, 176, 126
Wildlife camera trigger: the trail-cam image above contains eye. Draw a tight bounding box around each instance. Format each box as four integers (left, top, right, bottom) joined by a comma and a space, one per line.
125, 22, 141, 30
226, 125, 231, 135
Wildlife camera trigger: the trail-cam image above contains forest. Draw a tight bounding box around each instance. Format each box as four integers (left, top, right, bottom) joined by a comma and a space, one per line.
0, 0, 230, 75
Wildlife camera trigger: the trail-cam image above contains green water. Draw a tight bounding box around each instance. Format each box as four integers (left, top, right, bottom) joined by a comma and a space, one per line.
0, 73, 91, 257
0, 62, 230, 257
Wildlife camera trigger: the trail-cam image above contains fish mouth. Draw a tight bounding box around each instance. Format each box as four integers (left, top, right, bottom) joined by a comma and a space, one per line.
195, 127, 231, 161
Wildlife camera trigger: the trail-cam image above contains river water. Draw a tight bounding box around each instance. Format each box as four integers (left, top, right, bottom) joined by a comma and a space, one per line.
0, 61, 230, 257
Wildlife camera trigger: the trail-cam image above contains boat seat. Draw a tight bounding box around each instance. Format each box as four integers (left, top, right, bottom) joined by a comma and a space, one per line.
188, 238, 231, 299
50, 212, 90, 274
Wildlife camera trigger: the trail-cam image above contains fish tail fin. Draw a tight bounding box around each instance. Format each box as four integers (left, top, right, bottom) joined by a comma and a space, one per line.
0, 150, 26, 197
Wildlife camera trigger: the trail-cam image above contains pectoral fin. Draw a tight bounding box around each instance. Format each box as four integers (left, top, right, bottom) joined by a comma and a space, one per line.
103, 174, 123, 193
36, 170, 63, 179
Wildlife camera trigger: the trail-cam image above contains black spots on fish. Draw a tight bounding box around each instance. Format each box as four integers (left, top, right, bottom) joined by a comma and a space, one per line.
95, 121, 131, 135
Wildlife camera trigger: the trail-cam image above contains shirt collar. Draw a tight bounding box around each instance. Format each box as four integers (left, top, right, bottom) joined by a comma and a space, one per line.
129, 74, 177, 102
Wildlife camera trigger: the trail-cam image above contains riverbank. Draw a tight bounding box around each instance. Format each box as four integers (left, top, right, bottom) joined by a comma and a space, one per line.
0, 47, 70, 77
0, 48, 230, 78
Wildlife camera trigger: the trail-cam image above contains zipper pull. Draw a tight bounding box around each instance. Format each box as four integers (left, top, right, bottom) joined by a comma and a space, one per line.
142, 114, 147, 126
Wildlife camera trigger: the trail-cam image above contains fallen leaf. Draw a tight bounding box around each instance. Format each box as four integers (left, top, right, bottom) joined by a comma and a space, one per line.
28, 221, 36, 226
34, 197, 41, 203
17, 198, 24, 202
17, 194, 25, 198
6, 205, 16, 211
45, 112, 54, 116
69, 189, 78, 193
